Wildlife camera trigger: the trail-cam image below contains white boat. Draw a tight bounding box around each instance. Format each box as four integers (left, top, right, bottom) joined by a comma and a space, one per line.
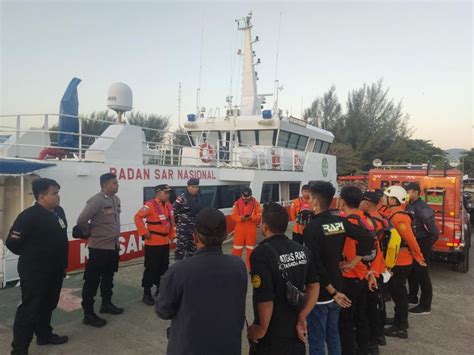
0, 12, 336, 287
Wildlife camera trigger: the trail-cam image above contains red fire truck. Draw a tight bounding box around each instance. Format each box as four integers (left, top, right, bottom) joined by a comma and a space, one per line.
368, 161, 471, 273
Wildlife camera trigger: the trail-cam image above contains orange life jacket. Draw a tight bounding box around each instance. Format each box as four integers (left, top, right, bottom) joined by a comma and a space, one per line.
134, 199, 175, 246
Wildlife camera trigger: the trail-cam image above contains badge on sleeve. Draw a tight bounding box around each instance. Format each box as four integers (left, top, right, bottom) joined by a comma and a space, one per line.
9, 230, 21, 239
141, 205, 150, 212
251, 275, 261, 289
58, 217, 66, 229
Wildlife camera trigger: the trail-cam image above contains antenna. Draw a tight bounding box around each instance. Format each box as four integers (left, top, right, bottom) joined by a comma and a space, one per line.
177, 82, 182, 127
196, 27, 204, 114
273, 11, 283, 113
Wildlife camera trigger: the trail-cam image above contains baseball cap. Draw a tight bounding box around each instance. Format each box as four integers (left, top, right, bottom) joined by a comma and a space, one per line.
405, 182, 421, 193
155, 184, 172, 192
362, 191, 381, 204
187, 178, 200, 186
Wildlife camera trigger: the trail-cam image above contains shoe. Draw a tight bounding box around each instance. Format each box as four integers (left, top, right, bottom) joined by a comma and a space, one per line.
142, 293, 155, 306
409, 305, 431, 315
408, 296, 418, 306
100, 302, 124, 315
384, 326, 408, 339
37, 334, 69, 345
376, 335, 386, 346
368, 343, 380, 355
83, 313, 107, 327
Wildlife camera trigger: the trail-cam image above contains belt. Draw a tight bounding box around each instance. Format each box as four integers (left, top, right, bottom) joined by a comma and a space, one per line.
150, 230, 169, 237
147, 221, 162, 225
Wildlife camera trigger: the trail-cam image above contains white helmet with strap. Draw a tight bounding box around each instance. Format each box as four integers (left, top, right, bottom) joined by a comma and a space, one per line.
384, 185, 408, 204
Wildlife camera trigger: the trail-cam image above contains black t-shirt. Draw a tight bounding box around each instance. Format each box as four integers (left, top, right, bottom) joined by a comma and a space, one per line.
6, 203, 69, 273
250, 234, 319, 341
303, 210, 374, 302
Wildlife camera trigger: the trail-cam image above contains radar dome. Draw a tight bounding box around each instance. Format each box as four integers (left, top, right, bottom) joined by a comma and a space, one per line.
107, 82, 133, 112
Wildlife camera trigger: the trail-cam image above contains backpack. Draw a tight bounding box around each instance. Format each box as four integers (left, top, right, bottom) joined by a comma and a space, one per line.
371, 215, 401, 269
345, 213, 378, 264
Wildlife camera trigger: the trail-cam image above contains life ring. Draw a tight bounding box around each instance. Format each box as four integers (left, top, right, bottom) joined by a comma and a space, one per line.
199, 143, 214, 163
294, 154, 302, 170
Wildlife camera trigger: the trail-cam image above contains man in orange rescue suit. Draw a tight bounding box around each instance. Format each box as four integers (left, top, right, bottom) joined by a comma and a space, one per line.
290, 184, 312, 245
231, 187, 262, 268
134, 184, 175, 306
380, 186, 426, 340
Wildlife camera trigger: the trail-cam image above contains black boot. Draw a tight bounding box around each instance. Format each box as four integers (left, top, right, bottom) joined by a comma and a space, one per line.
384, 326, 408, 339
376, 335, 386, 346
100, 301, 124, 315
143, 289, 155, 306
37, 334, 69, 346
83, 312, 107, 327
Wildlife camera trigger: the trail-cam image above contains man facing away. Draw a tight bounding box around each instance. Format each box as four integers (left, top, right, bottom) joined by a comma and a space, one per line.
156, 208, 247, 355
405, 182, 438, 315
6, 178, 69, 355
76, 173, 124, 328
248, 202, 320, 355
134, 184, 175, 306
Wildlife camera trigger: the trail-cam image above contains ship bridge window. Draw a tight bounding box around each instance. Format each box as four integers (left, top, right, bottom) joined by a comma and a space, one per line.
238, 130, 257, 146
297, 136, 308, 151
287, 133, 299, 150
321, 141, 330, 154
187, 131, 221, 146
277, 130, 307, 151
258, 130, 277, 146
313, 140, 323, 153
261, 183, 280, 203
289, 182, 301, 200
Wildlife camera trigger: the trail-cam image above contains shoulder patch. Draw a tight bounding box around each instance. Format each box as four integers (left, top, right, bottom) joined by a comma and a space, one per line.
322, 222, 345, 236
9, 231, 21, 239
142, 205, 150, 211
251, 275, 261, 289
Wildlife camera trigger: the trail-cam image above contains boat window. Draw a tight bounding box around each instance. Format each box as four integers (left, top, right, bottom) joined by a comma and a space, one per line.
239, 130, 257, 146
218, 185, 250, 208
277, 130, 290, 148
287, 133, 300, 150
313, 140, 323, 153
258, 130, 276, 146
188, 131, 202, 146
206, 131, 221, 146
289, 182, 301, 200
296, 136, 308, 151
261, 183, 280, 203
320, 141, 330, 154
200, 186, 218, 208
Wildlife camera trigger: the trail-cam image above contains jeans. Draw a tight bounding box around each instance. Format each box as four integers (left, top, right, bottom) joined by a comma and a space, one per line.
308, 301, 342, 355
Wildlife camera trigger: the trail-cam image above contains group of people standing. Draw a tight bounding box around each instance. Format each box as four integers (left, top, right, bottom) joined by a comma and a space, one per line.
5, 173, 437, 355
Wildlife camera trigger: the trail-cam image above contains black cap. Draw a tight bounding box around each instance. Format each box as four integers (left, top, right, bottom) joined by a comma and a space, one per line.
302, 184, 310, 191
405, 182, 421, 193
362, 191, 381, 204
242, 187, 252, 197
187, 178, 200, 186
195, 208, 227, 238
155, 184, 172, 192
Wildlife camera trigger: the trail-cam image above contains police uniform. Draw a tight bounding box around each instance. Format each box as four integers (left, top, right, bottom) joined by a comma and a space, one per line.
173, 179, 203, 260
6, 203, 68, 354
76, 191, 122, 316
134, 184, 175, 302
250, 234, 319, 355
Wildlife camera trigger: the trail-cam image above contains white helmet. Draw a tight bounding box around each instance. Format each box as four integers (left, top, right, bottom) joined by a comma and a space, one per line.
384, 185, 408, 204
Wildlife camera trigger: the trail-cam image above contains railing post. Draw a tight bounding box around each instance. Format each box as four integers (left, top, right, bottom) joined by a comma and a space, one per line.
44, 114, 49, 148
78, 116, 83, 161
15, 115, 20, 157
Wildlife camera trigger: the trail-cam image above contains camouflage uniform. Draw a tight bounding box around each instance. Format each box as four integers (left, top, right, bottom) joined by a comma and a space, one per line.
173, 191, 203, 260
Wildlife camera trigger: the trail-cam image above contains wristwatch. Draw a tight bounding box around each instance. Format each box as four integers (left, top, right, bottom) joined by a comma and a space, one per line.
330, 290, 338, 298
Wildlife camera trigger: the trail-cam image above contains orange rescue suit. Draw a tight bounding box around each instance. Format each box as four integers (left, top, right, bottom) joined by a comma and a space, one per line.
231, 197, 262, 268
341, 210, 375, 280
134, 199, 175, 246
290, 197, 312, 234
384, 206, 425, 267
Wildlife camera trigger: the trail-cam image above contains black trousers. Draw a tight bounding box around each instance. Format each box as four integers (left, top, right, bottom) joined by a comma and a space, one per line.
366, 279, 385, 344
408, 238, 433, 310
251, 337, 305, 355
292, 232, 304, 245
81, 248, 119, 314
11, 269, 64, 354
142, 244, 170, 290
339, 278, 369, 355
388, 265, 410, 329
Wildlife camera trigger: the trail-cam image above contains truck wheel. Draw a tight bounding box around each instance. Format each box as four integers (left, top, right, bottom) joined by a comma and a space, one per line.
453, 230, 471, 273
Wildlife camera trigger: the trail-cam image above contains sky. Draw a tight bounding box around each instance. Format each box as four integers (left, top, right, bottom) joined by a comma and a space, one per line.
1, 0, 472, 149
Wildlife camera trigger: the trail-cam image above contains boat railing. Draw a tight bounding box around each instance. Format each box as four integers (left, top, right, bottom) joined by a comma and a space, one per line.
0, 113, 310, 172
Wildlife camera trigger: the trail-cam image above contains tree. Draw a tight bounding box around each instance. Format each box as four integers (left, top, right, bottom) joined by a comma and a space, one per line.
329, 143, 362, 175
303, 85, 342, 131
462, 149, 474, 177
128, 111, 170, 143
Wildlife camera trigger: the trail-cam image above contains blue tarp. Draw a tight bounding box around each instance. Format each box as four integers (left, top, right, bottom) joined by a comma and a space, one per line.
58, 77, 81, 149
0, 159, 55, 175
